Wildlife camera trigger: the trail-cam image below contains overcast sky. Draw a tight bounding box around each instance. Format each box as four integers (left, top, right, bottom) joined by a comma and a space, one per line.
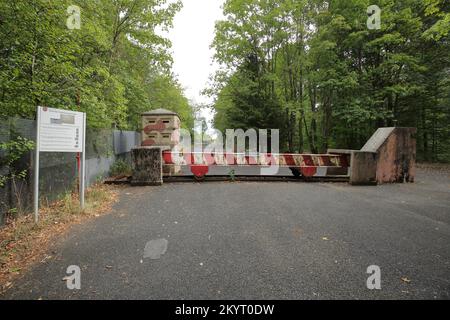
166, 0, 224, 127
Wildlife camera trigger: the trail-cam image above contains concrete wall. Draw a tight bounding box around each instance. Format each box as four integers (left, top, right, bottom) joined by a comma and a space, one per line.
349, 151, 377, 185
131, 147, 163, 186
85, 130, 140, 187
113, 130, 140, 155
362, 127, 417, 184
331, 128, 417, 185
86, 156, 116, 186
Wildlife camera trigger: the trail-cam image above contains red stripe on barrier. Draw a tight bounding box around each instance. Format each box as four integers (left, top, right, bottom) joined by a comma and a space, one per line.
284, 154, 296, 166
302, 155, 315, 166
264, 153, 275, 165
224, 153, 236, 165
321, 156, 333, 167
204, 153, 216, 165
162, 152, 349, 172
245, 155, 257, 165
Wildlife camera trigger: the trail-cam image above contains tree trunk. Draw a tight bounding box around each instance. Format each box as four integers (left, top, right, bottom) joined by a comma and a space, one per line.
422, 106, 428, 161
322, 94, 332, 152
298, 113, 304, 153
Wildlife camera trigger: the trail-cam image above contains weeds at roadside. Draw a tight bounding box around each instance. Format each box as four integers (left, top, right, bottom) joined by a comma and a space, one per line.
110, 159, 132, 178
0, 183, 118, 293
228, 169, 236, 182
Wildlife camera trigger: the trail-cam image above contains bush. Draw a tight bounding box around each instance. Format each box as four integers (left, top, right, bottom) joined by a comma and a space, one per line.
109, 159, 131, 177
0, 136, 35, 188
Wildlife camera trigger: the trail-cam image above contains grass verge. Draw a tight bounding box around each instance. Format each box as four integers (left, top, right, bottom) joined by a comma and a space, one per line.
0, 183, 118, 293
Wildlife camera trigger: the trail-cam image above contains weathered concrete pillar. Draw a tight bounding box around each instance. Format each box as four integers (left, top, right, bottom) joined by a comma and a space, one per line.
333, 127, 416, 185
131, 147, 163, 186
349, 151, 377, 185
361, 127, 416, 184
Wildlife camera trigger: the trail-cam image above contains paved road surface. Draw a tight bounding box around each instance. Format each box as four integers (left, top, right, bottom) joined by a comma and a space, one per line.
2, 169, 450, 299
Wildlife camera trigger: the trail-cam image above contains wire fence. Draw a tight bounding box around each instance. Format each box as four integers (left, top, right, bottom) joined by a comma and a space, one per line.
0, 117, 140, 225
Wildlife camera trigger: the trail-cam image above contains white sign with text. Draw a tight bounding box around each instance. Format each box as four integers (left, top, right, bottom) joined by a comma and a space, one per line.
34, 106, 86, 222
37, 107, 85, 152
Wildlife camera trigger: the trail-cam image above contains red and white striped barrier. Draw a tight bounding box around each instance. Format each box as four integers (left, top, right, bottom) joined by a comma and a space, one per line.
162, 151, 350, 179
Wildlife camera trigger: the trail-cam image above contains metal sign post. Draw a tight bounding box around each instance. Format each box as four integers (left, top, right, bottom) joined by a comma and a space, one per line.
80, 112, 86, 210
34, 106, 86, 223
34, 108, 41, 223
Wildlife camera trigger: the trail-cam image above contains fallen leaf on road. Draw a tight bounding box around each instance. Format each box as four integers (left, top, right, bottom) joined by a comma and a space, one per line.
322, 237, 329, 241
40, 255, 52, 263
401, 277, 411, 283
105, 265, 113, 269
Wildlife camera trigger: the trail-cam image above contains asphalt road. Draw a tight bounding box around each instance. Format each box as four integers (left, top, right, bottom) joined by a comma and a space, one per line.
2, 169, 450, 300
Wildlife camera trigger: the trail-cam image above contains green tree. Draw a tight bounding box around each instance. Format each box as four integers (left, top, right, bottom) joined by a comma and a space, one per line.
0, 0, 194, 131
210, 0, 450, 160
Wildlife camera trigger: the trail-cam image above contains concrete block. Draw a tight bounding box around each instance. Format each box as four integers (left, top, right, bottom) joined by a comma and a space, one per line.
377, 128, 416, 183
327, 149, 356, 155
363, 127, 416, 184
131, 147, 163, 186
349, 151, 377, 185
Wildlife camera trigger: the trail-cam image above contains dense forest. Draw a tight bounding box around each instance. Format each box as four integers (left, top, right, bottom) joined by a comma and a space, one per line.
210, 0, 449, 162
1, 0, 449, 161
0, 0, 194, 130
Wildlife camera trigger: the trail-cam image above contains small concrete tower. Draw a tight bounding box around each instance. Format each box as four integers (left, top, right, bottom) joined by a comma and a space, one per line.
141, 109, 181, 148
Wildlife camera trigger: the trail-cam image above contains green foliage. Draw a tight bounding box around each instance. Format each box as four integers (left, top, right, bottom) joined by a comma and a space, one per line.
423, 0, 450, 40
0, 0, 194, 131
0, 137, 35, 188
109, 159, 132, 177
210, 0, 450, 161
85, 128, 114, 158
228, 169, 236, 182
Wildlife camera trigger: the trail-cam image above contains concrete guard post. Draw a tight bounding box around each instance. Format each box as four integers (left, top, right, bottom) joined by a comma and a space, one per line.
349, 151, 378, 185
131, 147, 164, 186
361, 127, 416, 184
330, 127, 417, 185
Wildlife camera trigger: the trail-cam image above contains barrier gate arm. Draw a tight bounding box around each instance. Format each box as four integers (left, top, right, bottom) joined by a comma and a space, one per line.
162, 151, 351, 179
131, 123, 416, 185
